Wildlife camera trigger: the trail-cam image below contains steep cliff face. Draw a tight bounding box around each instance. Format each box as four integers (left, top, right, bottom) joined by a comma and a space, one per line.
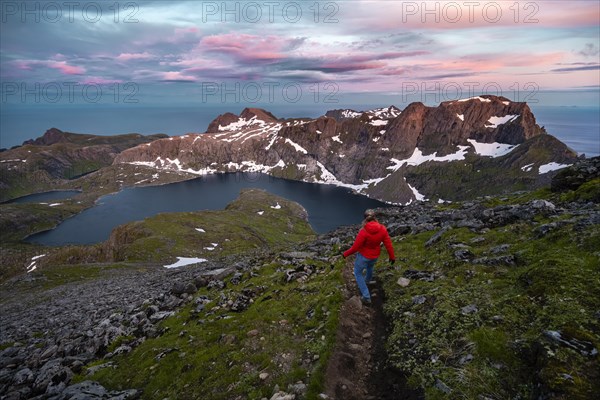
114, 95, 577, 204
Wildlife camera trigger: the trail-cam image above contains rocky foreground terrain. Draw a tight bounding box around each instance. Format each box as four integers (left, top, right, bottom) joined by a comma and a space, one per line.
0, 158, 598, 400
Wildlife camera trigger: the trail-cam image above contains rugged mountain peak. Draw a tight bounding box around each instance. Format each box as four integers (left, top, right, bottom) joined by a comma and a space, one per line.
325, 106, 401, 122
206, 108, 279, 133
205, 112, 239, 133
324, 108, 363, 121
439, 94, 543, 144
239, 107, 278, 123
23, 128, 68, 146
364, 105, 402, 119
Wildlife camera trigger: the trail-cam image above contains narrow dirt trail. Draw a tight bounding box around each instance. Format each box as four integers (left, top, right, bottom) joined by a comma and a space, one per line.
324, 258, 423, 400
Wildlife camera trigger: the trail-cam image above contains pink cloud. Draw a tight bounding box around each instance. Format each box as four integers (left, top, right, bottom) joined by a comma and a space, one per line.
162, 71, 196, 81
47, 61, 85, 75
198, 33, 297, 62
345, 1, 600, 31
116, 52, 154, 61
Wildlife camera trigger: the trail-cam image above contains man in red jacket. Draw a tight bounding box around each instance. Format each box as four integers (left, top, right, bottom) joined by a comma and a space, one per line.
343, 209, 395, 304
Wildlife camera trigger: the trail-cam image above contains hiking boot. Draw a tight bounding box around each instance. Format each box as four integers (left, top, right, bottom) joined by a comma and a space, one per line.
360, 296, 372, 305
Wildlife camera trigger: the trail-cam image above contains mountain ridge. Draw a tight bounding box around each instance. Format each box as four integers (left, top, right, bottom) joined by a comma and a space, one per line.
113, 95, 578, 204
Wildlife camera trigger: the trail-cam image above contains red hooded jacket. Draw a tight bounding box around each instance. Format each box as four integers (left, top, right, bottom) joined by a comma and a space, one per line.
343, 221, 395, 260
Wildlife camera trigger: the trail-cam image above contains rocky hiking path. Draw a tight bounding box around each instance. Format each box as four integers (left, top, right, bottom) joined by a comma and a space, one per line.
324, 258, 423, 400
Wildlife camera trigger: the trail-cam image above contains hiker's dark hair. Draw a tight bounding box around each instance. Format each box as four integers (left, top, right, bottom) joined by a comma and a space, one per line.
364, 209, 377, 222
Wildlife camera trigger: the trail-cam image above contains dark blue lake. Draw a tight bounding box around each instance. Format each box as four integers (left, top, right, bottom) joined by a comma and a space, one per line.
26, 173, 386, 246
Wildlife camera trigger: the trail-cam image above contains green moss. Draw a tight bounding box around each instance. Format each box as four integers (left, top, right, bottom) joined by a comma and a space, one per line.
470, 327, 513, 363
0, 342, 15, 351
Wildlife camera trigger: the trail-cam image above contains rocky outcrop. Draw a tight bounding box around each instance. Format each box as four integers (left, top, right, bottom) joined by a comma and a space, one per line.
112, 96, 577, 204
551, 156, 600, 192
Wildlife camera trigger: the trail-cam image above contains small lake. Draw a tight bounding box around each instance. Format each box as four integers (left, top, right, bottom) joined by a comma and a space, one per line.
26, 173, 386, 246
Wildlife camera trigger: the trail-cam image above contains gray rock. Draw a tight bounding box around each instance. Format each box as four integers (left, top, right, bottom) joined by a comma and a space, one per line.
280, 251, 315, 260
207, 280, 226, 290
59, 380, 107, 398
149, 311, 174, 323
33, 359, 73, 395
461, 304, 478, 315
12, 367, 34, 385
230, 295, 251, 312
288, 381, 307, 396
171, 282, 197, 295
472, 255, 516, 266
459, 354, 474, 364
490, 244, 510, 254
534, 223, 558, 237
412, 295, 426, 305
404, 270, 436, 282
425, 227, 450, 247
531, 199, 556, 211
145, 305, 159, 317
230, 272, 244, 285
397, 277, 410, 287
435, 378, 452, 394
454, 249, 474, 261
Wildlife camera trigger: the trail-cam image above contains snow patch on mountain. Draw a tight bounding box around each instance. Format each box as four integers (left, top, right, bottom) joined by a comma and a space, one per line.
457, 114, 465, 121
486, 115, 519, 128
342, 110, 362, 118
164, 257, 208, 269
27, 254, 46, 273
369, 119, 388, 126
387, 146, 470, 171
285, 138, 308, 154
467, 139, 517, 157
407, 180, 427, 202
367, 106, 401, 119
332, 135, 343, 144
539, 162, 571, 174
456, 96, 492, 103
521, 163, 534, 172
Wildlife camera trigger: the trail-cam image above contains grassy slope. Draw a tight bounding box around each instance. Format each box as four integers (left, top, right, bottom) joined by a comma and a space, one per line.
382, 187, 600, 398
83, 258, 343, 400
41, 188, 315, 267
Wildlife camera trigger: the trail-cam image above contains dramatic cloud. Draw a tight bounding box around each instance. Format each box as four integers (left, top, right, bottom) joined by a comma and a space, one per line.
0, 0, 598, 94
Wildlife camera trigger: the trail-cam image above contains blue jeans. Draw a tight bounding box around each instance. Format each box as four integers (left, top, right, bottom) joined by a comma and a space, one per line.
353, 253, 377, 300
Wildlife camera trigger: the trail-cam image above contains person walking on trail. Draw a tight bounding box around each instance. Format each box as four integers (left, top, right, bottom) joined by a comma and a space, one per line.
343, 209, 395, 305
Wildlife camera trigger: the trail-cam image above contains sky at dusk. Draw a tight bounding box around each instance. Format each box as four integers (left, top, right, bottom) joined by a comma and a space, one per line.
1, 0, 599, 104
0, 1, 599, 150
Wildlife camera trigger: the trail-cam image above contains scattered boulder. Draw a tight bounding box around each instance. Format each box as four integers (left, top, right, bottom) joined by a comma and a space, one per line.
461, 304, 478, 315
32, 359, 73, 395
454, 249, 474, 261
397, 278, 410, 287
171, 282, 197, 296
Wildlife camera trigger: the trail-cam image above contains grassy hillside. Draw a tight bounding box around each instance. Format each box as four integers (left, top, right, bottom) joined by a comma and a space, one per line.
381, 189, 599, 398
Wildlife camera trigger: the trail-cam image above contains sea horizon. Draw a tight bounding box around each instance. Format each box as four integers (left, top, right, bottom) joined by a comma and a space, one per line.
1, 102, 598, 157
